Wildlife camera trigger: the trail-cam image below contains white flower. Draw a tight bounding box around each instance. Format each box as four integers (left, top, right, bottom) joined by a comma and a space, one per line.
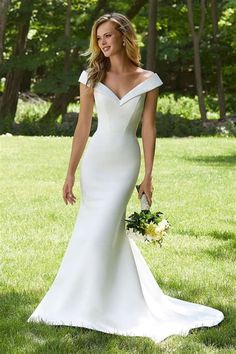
156, 219, 169, 232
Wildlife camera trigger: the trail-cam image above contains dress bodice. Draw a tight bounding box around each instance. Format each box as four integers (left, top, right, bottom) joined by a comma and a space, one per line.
78, 69, 163, 136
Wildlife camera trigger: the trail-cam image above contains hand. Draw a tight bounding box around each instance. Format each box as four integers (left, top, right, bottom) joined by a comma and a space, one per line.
62, 175, 76, 205
137, 175, 154, 207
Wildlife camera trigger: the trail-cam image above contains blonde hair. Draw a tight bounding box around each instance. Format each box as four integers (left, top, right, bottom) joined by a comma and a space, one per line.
80, 12, 142, 88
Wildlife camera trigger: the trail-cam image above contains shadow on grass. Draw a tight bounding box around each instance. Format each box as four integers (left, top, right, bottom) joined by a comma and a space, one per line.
1, 283, 235, 353
195, 306, 236, 350
183, 153, 236, 166
153, 277, 235, 349
156, 276, 225, 310
204, 239, 236, 261
208, 230, 236, 241
0, 288, 157, 354
178, 229, 236, 260
179, 228, 235, 241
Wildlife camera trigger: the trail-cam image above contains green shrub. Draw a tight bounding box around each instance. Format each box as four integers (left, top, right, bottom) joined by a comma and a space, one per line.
15, 98, 50, 124
9, 93, 236, 137
158, 93, 200, 120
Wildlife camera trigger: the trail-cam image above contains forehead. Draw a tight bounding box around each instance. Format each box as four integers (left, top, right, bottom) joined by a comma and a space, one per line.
96, 21, 117, 36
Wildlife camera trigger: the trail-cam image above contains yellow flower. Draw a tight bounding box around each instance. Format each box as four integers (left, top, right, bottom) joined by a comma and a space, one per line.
144, 220, 169, 244
145, 222, 158, 238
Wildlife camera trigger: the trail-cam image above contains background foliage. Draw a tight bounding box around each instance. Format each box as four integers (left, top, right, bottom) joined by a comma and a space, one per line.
0, 0, 235, 135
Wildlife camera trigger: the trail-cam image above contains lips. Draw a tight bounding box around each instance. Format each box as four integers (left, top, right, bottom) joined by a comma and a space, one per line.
103, 46, 110, 52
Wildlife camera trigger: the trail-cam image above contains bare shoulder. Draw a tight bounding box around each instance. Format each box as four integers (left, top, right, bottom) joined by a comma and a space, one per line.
139, 69, 154, 75
136, 68, 155, 80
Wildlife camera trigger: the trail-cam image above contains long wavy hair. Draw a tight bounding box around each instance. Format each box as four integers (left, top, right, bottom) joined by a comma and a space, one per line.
80, 12, 142, 88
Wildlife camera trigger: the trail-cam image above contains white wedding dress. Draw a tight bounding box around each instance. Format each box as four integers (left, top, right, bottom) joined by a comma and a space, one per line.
27, 69, 224, 344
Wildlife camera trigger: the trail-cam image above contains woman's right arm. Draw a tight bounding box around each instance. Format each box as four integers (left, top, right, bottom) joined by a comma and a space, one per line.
62, 82, 94, 205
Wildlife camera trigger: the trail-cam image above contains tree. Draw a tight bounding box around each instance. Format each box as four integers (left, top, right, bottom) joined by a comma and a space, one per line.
39, 0, 74, 128
126, 0, 148, 19
0, 0, 10, 66
211, 0, 226, 120
0, 0, 34, 133
187, 0, 207, 121
146, 0, 158, 71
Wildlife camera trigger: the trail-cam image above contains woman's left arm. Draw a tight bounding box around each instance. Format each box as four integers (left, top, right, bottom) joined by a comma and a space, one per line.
138, 87, 159, 206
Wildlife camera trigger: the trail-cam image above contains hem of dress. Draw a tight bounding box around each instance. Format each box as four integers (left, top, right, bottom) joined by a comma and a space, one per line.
27, 312, 224, 344
27, 315, 151, 338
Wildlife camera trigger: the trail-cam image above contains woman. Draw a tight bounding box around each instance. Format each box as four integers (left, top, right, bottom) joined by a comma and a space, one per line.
27, 12, 224, 344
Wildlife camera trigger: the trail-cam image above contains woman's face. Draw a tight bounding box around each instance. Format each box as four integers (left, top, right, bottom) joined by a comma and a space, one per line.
96, 21, 124, 57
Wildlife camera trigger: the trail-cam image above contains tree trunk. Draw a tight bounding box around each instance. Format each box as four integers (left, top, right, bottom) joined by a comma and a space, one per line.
126, 0, 148, 19
211, 0, 226, 120
20, 69, 33, 91
146, 0, 158, 71
39, 84, 79, 131
62, 0, 71, 117
187, 0, 207, 122
40, 0, 73, 127
0, 0, 34, 133
0, 0, 10, 66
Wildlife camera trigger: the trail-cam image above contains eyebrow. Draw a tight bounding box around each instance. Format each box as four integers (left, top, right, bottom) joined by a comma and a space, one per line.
97, 31, 112, 38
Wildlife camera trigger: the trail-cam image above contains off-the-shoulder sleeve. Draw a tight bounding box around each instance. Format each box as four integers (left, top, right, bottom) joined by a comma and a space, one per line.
152, 73, 163, 88
78, 70, 90, 86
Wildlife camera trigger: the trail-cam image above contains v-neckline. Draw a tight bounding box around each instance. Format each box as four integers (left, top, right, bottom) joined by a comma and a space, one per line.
98, 72, 155, 102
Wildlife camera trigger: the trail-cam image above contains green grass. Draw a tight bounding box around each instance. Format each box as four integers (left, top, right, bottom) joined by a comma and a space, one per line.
0, 135, 235, 354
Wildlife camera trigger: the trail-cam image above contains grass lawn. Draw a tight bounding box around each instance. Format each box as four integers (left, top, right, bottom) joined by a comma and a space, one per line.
0, 135, 235, 354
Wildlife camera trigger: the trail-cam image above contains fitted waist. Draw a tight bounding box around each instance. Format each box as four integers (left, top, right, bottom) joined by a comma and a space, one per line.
92, 129, 138, 142
87, 131, 140, 157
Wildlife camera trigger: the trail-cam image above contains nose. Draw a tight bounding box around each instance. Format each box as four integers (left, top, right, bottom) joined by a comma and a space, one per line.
101, 35, 107, 44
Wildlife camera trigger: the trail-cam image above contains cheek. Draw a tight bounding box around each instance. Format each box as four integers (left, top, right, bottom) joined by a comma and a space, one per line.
111, 36, 121, 47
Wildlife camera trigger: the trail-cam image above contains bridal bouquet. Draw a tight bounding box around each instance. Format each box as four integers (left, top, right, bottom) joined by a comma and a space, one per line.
125, 185, 171, 247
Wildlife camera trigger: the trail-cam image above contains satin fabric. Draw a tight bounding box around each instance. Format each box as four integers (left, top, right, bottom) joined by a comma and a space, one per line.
27, 70, 224, 343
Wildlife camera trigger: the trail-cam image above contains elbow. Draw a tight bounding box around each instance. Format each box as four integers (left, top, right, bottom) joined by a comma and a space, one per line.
75, 113, 92, 135
74, 120, 91, 139
141, 123, 156, 137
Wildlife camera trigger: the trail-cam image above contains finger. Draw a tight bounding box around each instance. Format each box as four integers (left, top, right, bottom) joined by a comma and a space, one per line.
67, 192, 76, 204
63, 195, 68, 205
67, 194, 75, 202
69, 191, 76, 199
68, 188, 75, 196
62, 189, 68, 204
69, 196, 76, 203
63, 190, 69, 200
67, 193, 76, 201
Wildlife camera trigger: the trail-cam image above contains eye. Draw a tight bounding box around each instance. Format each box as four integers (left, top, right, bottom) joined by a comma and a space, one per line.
106, 34, 111, 37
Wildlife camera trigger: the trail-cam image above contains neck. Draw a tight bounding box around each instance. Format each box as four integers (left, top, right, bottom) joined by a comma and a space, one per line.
108, 51, 135, 74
